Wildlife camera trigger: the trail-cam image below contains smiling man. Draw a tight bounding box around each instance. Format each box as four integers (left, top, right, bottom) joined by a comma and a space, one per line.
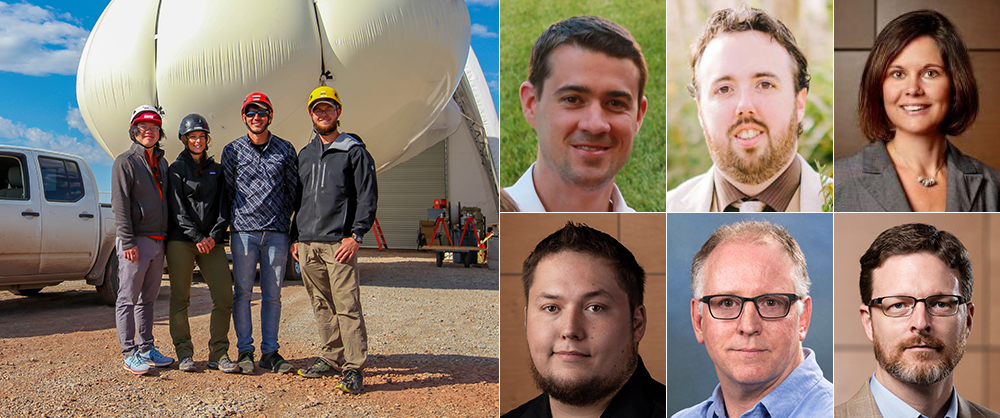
667, 6, 827, 212
503, 222, 664, 418
836, 223, 1000, 418
503, 16, 648, 212
673, 220, 832, 418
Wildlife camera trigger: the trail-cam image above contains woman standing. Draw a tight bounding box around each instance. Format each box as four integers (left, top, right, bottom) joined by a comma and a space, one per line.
167, 114, 239, 373
835, 9, 1000, 211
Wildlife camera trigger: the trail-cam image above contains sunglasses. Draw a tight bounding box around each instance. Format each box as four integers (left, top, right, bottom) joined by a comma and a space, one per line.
245, 109, 271, 118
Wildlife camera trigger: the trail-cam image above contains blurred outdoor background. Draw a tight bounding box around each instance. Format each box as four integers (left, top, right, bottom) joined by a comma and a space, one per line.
667, 0, 833, 194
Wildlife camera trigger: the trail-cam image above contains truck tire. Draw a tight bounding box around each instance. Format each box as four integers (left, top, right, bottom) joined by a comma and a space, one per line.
285, 256, 302, 281
96, 254, 120, 306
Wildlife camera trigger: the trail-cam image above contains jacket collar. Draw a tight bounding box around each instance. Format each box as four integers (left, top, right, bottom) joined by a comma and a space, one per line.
859, 140, 983, 211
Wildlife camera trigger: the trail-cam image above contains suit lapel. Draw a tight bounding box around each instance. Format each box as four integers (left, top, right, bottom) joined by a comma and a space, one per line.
858, 142, 911, 211
946, 142, 983, 212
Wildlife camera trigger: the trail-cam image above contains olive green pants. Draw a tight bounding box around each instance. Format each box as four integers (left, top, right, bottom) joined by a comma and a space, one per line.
167, 240, 233, 361
299, 241, 368, 370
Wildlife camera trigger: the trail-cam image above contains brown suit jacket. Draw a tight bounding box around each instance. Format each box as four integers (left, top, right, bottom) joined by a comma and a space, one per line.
835, 380, 1000, 418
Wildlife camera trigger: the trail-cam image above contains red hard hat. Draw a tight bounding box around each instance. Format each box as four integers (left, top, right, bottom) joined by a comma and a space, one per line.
242, 92, 273, 113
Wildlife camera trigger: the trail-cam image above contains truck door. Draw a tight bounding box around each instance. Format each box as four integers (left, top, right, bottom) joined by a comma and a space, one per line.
0, 152, 41, 276
37, 156, 99, 275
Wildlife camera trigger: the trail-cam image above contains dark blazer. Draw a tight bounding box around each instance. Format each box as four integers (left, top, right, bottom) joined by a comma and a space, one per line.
834, 141, 1000, 212
835, 380, 1000, 418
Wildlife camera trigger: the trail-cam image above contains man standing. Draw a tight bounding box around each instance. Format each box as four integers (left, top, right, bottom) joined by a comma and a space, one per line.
667, 6, 827, 212
673, 220, 832, 417
503, 222, 664, 417
836, 223, 1000, 418
111, 105, 174, 374
291, 86, 377, 395
503, 16, 648, 212
222, 92, 298, 375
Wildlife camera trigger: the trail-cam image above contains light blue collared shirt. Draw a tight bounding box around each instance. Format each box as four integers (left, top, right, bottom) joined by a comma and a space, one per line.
870, 373, 958, 418
671, 348, 833, 418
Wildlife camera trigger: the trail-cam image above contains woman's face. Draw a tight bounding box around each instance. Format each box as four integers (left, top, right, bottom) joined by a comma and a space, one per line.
882, 35, 951, 139
184, 131, 208, 154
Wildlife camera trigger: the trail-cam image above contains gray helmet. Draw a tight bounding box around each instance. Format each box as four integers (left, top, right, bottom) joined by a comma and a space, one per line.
178, 113, 210, 140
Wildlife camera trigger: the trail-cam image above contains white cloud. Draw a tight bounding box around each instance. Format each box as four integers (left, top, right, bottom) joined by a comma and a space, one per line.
488, 79, 499, 90
465, 0, 499, 6
66, 107, 88, 135
471, 23, 498, 39
0, 2, 89, 76
0, 114, 111, 165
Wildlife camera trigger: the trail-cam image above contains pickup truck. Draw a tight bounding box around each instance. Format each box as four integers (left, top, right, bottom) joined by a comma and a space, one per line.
0, 145, 119, 305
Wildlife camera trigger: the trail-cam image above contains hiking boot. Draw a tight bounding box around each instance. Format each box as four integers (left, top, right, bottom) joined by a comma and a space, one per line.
178, 357, 196, 372
123, 353, 150, 375
336, 369, 363, 394
297, 358, 339, 378
259, 351, 294, 374
208, 356, 241, 374
236, 351, 256, 375
139, 347, 174, 367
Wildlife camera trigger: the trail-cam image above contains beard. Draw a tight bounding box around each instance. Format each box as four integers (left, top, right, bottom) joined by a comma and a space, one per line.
529, 344, 637, 407
313, 119, 337, 136
873, 332, 964, 386
705, 113, 798, 185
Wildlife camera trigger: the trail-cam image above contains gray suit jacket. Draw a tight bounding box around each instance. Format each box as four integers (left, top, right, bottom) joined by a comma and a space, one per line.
835, 380, 1000, 418
834, 141, 1000, 212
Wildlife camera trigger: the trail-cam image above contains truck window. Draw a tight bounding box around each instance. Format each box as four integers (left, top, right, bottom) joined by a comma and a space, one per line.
0, 154, 28, 200
39, 156, 85, 202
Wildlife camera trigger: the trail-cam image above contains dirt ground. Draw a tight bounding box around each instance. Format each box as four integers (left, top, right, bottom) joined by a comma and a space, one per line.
0, 250, 499, 418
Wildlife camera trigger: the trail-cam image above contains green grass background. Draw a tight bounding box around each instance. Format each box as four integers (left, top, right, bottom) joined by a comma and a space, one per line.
499, 0, 667, 212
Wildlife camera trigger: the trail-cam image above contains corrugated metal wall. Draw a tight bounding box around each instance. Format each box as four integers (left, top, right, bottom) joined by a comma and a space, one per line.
371, 140, 447, 249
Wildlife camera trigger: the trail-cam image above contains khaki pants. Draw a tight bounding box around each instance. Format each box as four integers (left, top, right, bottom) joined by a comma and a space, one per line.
167, 240, 233, 362
299, 241, 368, 370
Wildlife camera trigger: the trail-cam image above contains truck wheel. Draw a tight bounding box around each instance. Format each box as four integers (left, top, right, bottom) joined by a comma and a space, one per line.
96, 254, 120, 306
285, 256, 302, 281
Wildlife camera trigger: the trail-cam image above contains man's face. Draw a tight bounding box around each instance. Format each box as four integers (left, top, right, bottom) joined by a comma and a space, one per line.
134, 122, 160, 148
862, 252, 973, 386
691, 240, 810, 392
520, 44, 648, 191
310, 102, 341, 136
694, 31, 806, 185
525, 250, 644, 405
243, 104, 271, 135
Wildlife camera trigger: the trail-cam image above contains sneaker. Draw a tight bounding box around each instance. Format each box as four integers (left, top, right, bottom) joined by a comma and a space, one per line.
178, 357, 196, 372
336, 369, 363, 394
297, 358, 339, 378
237, 351, 256, 375
123, 353, 150, 375
139, 347, 175, 367
259, 351, 294, 374
216, 356, 241, 374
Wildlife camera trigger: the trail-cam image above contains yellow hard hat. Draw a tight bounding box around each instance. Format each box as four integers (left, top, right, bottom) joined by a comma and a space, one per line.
308, 86, 341, 110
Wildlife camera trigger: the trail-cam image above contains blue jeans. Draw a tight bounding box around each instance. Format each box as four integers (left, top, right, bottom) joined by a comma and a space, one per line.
231, 231, 288, 355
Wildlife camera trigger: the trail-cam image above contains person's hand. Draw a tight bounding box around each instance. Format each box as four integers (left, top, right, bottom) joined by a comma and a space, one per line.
196, 237, 215, 254
335, 237, 360, 264
290, 242, 299, 262
123, 246, 138, 263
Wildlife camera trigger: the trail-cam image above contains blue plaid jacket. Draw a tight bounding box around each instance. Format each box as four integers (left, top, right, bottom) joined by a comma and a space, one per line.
221, 133, 298, 233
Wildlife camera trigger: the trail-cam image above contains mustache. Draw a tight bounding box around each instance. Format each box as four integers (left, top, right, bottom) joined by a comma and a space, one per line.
726, 115, 769, 137
566, 132, 614, 148
898, 335, 946, 351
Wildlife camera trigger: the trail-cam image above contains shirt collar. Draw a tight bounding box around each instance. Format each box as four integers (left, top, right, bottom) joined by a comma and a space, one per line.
708, 348, 826, 418
870, 373, 959, 418
713, 156, 801, 211
504, 162, 634, 212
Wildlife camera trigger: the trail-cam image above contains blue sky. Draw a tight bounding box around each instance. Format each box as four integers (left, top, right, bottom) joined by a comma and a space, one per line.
0, 0, 498, 198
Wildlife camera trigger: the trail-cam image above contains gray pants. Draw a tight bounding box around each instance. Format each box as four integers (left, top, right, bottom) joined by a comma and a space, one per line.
115, 236, 165, 358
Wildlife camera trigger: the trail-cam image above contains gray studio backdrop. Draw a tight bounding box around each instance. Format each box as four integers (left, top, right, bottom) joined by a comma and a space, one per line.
666, 213, 834, 416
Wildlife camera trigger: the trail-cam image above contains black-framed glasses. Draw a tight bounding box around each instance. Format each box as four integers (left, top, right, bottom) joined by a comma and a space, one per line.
245, 109, 271, 118
700, 293, 800, 320
868, 295, 967, 317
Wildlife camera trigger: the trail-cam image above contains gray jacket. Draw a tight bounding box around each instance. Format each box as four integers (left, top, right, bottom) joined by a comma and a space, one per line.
834, 140, 1000, 212
112, 142, 169, 249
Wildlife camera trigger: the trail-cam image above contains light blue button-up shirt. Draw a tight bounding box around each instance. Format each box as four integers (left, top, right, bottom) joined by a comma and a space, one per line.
671, 348, 833, 418
870, 373, 958, 418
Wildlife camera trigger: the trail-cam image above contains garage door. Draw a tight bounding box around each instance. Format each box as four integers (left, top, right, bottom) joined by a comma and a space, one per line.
372, 140, 446, 249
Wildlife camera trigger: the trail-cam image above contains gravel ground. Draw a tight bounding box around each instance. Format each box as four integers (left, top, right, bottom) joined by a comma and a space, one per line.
0, 249, 498, 417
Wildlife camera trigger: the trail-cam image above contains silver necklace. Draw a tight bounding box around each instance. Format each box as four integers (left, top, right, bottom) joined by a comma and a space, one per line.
916, 165, 943, 187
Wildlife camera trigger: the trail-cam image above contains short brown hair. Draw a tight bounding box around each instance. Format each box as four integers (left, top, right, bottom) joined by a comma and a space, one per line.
859, 223, 973, 304
689, 5, 810, 96
527, 16, 648, 101
858, 10, 978, 142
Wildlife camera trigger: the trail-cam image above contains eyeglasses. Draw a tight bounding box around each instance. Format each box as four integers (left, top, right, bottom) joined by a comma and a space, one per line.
700, 293, 800, 320
312, 106, 339, 116
869, 295, 967, 317
245, 109, 271, 118
135, 125, 158, 133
